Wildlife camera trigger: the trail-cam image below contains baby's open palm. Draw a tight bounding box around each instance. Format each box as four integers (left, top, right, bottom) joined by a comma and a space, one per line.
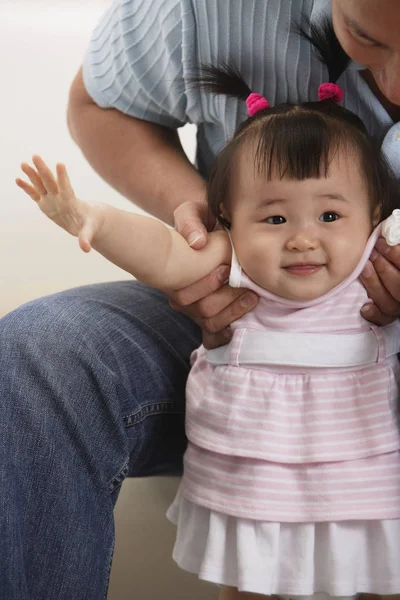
16, 156, 94, 252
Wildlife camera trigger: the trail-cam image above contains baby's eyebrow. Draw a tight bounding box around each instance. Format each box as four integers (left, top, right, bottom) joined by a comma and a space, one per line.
316, 193, 348, 203
256, 198, 285, 209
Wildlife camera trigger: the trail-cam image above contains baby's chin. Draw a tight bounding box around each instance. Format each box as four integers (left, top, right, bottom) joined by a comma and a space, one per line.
277, 286, 334, 302
253, 274, 340, 302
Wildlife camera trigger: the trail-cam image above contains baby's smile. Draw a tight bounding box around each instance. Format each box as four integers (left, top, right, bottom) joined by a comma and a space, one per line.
282, 262, 326, 276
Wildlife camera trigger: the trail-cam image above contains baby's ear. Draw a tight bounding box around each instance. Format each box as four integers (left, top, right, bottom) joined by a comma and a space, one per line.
219, 202, 230, 220
218, 202, 232, 229
372, 205, 381, 228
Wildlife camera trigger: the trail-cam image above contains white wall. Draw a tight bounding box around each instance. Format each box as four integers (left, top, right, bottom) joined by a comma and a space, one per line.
0, 0, 197, 314
0, 2, 216, 599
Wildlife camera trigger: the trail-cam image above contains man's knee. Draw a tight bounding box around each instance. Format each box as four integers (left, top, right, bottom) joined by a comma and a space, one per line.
0, 294, 102, 360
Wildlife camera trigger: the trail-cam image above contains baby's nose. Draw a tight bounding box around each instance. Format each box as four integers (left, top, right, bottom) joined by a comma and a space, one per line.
286, 230, 319, 252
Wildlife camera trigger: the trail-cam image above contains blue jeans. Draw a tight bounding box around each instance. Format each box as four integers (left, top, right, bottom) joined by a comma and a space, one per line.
0, 281, 201, 599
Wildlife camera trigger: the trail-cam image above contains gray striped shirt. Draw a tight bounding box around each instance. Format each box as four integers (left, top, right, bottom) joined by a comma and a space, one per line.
83, 0, 394, 177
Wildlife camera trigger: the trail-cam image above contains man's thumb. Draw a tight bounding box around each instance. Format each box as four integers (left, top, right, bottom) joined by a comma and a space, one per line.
174, 201, 209, 249
187, 228, 207, 248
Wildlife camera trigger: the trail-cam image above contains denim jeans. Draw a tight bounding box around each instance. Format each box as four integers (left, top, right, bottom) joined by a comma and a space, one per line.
0, 280, 201, 599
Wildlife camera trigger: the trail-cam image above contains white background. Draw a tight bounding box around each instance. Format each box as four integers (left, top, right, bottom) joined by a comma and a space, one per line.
1, 0, 197, 315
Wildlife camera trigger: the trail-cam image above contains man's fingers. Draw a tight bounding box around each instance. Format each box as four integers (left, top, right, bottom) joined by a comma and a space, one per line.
202, 291, 258, 334
170, 265, 230, 307
176, 220, 207, 249
369, 241, 400, 303
358, 237, 400, 323
202, 328, 233, 350
170, 280, 258, 326
169, 280, 258, 340
360, 258, 400, 317
194, 284, 247, 320
375, 237, 400, 271
173, 199, 213, 250
169, 286, 237, 319
360, 302, 396, 326
360, 259, 400, 317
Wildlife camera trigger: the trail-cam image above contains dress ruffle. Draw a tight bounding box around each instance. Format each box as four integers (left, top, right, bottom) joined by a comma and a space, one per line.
167, 487, 400, 597
186, 356, 400, 464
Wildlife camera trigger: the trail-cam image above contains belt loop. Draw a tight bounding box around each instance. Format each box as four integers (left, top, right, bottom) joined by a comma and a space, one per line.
370, 325, 386, 363
231, 329, 245, 367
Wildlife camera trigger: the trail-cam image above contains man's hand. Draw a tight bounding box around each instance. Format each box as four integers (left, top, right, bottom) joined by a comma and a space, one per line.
360, 237, 400, 324
168, 267, 258, 349
173, 198, 213, 249
169, 200, 259, 349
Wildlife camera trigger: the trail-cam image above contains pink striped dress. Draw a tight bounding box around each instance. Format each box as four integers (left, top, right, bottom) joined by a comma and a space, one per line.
167, 227, 400, 595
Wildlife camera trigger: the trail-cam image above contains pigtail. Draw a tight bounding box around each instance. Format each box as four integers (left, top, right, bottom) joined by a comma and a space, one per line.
188, 61, 251, 101
296, 16, 350, 83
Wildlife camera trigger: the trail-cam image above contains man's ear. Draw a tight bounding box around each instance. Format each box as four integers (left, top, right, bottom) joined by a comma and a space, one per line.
372, 205, 381, 228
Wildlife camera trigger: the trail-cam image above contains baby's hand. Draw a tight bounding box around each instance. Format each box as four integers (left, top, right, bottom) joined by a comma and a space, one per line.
16, 155, 99, 253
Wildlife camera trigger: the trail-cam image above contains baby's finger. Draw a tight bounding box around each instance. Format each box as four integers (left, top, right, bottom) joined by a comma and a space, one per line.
56, 163, 75, 197
32, 155, 58, 194
15, 178, 41, 201
20, 163, 47, 196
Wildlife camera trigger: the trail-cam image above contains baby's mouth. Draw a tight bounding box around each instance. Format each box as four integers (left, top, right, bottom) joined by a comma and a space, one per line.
283, 263, 325, 276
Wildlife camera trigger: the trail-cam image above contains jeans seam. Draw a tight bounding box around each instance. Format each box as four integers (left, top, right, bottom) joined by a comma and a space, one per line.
103, 535, 115, 600
123, 400, 184, 427
107, 458, 130, 493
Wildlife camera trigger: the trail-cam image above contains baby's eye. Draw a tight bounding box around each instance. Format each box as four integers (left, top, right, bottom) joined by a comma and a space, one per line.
265, 215, 286, 225
319, 212, 340, 223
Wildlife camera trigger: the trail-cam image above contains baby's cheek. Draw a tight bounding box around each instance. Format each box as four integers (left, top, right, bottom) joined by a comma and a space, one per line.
335, 238, 366, 277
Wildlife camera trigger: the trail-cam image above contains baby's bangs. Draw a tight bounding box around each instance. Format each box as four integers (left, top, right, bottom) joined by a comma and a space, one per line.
250, 111, 350, 181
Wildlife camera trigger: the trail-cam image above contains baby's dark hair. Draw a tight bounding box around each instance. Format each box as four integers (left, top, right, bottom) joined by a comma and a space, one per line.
191, 18, 399, 227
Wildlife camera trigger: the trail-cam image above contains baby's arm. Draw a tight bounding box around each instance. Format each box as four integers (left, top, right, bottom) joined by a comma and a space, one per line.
92, 205, 230, 290
16, 156, 231, 290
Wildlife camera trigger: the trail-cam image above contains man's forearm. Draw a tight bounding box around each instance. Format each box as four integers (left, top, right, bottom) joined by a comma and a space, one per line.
67, 68, 206, 226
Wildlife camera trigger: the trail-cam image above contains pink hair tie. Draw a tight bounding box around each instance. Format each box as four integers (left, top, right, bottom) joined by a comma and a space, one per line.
318, 82, 344, 103
246, 92, 270, 117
